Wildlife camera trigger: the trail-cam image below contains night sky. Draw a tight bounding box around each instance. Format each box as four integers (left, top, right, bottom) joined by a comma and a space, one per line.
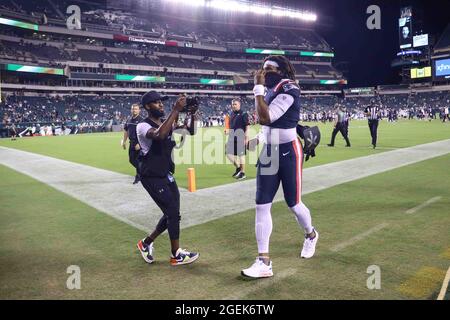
282, 0, 450, 87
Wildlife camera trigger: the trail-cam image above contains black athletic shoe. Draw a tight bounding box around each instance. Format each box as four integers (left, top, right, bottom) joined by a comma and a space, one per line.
133, 175, 140, 184
327, 144, 334, 147
236, 172, 246, 180
346, 144, 351, 148
232, 168, 241, 178
373, 144, 376, 149
137, 239, 154, 264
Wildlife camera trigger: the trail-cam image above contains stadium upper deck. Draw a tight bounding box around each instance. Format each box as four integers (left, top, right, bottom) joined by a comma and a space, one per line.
0, 0, 346, 94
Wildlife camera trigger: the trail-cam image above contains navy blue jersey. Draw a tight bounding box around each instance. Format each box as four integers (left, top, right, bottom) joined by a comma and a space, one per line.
264, 79, 301, 129
229, 110, 249, 131
124, 115, 143, 143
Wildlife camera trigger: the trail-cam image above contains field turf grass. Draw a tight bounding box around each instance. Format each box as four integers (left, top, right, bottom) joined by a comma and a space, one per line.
0, 119, 449, 189
0, 119, 449, 299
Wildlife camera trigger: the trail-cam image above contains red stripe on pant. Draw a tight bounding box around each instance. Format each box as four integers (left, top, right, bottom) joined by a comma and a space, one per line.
292, 139, 303, 204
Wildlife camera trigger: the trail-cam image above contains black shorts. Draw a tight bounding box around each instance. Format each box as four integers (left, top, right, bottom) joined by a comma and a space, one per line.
226, 136, 246, 156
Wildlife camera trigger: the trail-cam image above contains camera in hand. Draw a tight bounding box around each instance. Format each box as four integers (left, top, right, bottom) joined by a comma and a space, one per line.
182, 96, 199, 113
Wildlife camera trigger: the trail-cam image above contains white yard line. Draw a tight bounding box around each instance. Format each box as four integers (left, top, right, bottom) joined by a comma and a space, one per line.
405, 196, 442, 214
437, 267, 450, 300
231, 222, 389, 299
330, 223, 390, 252
0, 139, 449, 232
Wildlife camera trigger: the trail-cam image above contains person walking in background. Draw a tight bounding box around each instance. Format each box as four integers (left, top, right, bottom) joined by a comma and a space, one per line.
225, 98, 249, 180
327, 104, 351, 148
122, 103, 144, 184
365, 100, 381, 149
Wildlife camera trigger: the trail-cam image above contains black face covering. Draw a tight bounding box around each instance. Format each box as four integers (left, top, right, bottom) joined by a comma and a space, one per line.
264, 71, 283, 88
146, 106, 165, 118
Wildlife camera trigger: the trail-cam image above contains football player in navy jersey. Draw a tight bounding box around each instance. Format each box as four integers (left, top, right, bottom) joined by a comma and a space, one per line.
242, 55, 319, 279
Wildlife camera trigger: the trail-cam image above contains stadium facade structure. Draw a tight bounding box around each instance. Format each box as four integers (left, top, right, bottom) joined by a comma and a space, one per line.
0, 1, 449, 106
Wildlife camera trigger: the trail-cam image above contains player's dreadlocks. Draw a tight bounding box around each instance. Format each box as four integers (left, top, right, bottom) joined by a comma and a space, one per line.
262, 55, 296, 81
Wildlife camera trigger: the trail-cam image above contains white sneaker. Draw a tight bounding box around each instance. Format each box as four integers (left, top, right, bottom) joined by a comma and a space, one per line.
241, 258, 273, 278
301, 229, 319, 259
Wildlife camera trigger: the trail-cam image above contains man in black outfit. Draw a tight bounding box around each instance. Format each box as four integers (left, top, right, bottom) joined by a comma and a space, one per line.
9, 123, 17, 141
122, 103, 143, 184
328, 104, 351, 147
365, 101, 381, 149
225, 99, 249, 180
135, 91, 199, 266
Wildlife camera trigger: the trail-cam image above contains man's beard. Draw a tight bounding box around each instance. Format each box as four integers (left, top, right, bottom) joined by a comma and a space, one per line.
148, 109, 165, 118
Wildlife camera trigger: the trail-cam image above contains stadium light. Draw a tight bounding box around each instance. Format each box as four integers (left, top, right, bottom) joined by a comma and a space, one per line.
209, 0, 250, 13
163, 0, 317, 22
165, 0, 206, 7
271, 9, 286, 17
252, 6, 271, 15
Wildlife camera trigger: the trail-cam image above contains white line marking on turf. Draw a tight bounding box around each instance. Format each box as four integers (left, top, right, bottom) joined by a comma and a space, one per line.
0, 139, 449, 231
330, 223, 390, 252
223, 268, 297, 300
0, 147, 152, 232
405, 196, 442, 214
437, 267, 450, 300
234, 222, 387, 299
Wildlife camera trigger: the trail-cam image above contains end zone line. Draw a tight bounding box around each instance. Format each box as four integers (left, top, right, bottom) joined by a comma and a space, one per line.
330, 223, 390, 252
405, 196, 442, 214
437, 267, 450, 300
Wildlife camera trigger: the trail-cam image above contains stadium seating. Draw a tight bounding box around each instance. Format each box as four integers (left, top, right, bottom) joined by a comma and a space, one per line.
2, 91, 449, 130
0, 36, 338, 78
0, 0, 331, 51
5, 1, 447, 131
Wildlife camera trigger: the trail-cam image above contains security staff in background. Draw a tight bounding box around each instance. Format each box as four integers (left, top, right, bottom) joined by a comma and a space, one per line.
327, 104, 351, 148
225, 98, 249, 180
122, 103, 143, 184
365, 100, 381, 149
9, 123, 17, 141
136, 91, 199, 266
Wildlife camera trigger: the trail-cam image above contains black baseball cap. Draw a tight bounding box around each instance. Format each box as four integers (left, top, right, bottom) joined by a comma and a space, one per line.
141, 91, 169, 106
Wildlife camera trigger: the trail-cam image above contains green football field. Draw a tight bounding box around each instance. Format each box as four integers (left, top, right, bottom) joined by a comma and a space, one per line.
0, 119, 449, 300
0, 120, 449, 189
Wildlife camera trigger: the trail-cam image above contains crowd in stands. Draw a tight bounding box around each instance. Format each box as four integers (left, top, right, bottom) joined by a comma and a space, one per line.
0, 94, 138, 126
1, 91, 449, 135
